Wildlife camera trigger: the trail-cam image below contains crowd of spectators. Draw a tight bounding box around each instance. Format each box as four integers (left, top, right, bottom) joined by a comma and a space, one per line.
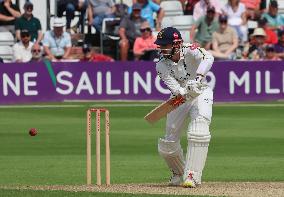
1, 0, 284, 62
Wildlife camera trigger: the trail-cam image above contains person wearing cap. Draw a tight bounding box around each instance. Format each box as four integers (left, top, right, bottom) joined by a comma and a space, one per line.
15, 1, 42, 45
154, 27, 214, 188
210, 14, 238, 60
274, 30, 284, 59
222, 0, 248, 43
243, 27, 266, 60
133, 21, 157, 60
261, 0, 284, 32
190, 5, 219, 49
42, 18, 72, 61
0, 0, 21, 33
12, 29, 33, 62
87, 0, 116, 32
119, 3, 147, 60
193, 0, 222, 21
264, 44, 280, 60
258, 17, 278, 44
129, 0, 164, 31
57, 0, 88, 33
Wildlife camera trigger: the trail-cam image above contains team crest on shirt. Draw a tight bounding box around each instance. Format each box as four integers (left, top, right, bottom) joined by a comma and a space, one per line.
157, 30, 164, 39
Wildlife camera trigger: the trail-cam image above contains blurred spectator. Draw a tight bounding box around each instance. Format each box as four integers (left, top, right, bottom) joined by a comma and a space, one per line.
190, 6, 219, 49
261, 0, 284, 32
12, 29, 33, 62
15, 2, 42, 45
180, 0, 200, 15
87, 0, 116, 32
222, 0, 248, 43
31, 44, 43, 62
193, 0, 222, 21
129, 0, 164, 30
80, 43, 114, 61
243, 27, 266, 60
240, 0, 261, 20
210, 14, 238, 60
42, 18, 72, 61
0, 57, 3, 63
274, 30, 284, 59
119, 3, 146, 61
258, 17, 278, 44
133, 21, 157, 60
0, 0, 21, 33
57, 0, 88, 33
264, 44, 280, 60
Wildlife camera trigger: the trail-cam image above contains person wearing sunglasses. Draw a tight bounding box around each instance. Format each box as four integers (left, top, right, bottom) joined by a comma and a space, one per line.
0, 0, 21, 33
210, 14, 238, 60
133, 21, 157, 60
12, 29, 33, 62
31, 44, 43, 62
15, 1, 42, 47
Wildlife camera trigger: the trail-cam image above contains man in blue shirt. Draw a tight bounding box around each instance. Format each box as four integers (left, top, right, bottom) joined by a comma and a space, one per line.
262, 0, 284, 33
128, 0, 164, 31
42, 18, 72, 61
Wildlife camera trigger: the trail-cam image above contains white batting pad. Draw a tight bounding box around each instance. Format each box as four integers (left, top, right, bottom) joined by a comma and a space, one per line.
184, 116, 211, 184
158, 138, 185, 176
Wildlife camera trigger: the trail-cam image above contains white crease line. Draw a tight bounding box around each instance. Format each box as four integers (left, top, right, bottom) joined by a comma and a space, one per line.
0, 103, 284, 109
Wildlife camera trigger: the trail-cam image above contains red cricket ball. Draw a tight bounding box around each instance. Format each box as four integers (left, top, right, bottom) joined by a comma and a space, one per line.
29, 128, 38, 136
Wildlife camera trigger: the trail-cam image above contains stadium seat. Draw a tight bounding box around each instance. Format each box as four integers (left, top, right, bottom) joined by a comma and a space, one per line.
160, 1, 184, 16
0, 46, 13, 62
161, 15, 194, 30
0, 32, 15, 46
278, 0, 284, 14
100, 18, 121, 58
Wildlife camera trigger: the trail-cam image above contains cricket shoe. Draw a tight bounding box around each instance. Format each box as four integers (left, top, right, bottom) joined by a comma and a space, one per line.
182, 171, 197, 188
168, 172, 182, 186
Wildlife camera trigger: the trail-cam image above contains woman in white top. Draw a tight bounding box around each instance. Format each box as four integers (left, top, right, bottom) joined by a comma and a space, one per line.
222, 0, 248, 43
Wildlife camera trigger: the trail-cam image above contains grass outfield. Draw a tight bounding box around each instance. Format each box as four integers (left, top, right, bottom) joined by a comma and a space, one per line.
0, 102, 283, 196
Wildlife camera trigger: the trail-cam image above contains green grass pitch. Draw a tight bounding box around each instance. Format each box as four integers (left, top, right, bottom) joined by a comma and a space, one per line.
0, 102, 283, 196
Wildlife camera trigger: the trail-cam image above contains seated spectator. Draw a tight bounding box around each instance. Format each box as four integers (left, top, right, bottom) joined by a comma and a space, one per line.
210, 14, 238, 60
0, 0, 21, 33
133, 21, 157, 60
264, 44, 280, 60
80, 43, 114, 61
57, 0, 88, 33
119, 3, 146, 61
31, 44, 43, 62
179, 0, 199, 15
87, 0, 116, 32
243, 27, 266, 60
222, 0, 248, 43
190, 6, 219, 49
15, 2, 42, 45
274, 30, 284, 59
261, 0, 284, 33
240, 0, 261, 20
42, 18, 72, 61
258, 17, 277, 44
0, 57, 3, 63
193, 0, 222, 21
129, 0, 164, 30
12, 29, 33, 62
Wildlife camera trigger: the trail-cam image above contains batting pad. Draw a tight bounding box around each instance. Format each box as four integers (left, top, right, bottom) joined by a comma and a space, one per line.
184, 116, 211, 184
158, 138, 185, 176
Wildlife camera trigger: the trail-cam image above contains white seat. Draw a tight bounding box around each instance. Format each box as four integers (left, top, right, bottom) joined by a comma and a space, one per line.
0, 46, 13, 61
180, 30, 191, 43
278, 0, 284, 14
160, 1, 184, 16
162, 15, 194, 30
0, 32, 15, 46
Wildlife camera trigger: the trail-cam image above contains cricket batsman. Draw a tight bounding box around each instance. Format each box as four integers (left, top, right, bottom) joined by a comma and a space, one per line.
155, 27, 214, 187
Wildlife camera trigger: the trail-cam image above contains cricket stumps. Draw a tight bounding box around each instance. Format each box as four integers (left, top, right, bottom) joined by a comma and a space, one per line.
86, 108, 110, 186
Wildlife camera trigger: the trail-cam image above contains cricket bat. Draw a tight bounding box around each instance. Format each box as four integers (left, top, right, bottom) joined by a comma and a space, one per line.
144, 94, 186, 124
